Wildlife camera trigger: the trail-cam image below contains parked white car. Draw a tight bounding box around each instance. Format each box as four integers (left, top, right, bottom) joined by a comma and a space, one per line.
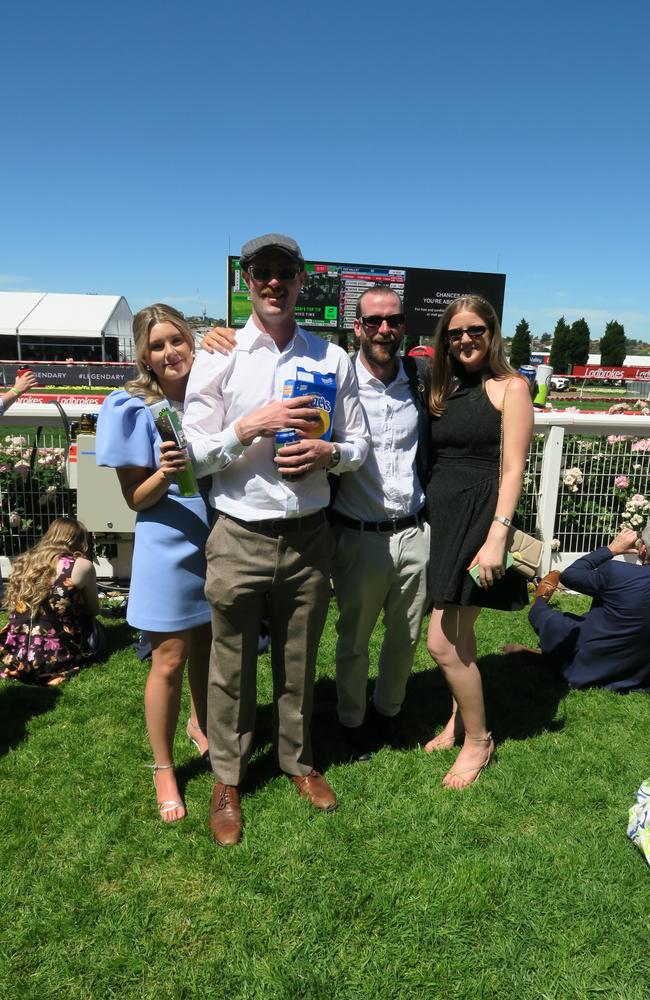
550, 375, 571, 391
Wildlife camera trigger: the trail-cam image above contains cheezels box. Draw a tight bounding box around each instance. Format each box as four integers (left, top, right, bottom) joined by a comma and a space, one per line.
282, 368, 337, 441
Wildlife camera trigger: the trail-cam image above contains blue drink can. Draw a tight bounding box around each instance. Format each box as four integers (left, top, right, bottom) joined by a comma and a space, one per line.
517, 365, 536, 384
275, 428, 301, 480
274, 428, 300, 454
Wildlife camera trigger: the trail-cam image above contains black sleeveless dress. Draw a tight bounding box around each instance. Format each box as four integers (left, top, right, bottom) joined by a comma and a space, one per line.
426, 372, 528, 611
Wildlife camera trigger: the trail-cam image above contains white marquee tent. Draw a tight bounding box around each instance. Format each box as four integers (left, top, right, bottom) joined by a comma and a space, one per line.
0, 292, 133, 359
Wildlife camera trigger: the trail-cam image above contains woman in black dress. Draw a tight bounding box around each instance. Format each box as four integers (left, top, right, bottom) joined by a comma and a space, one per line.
424, 295, 533, 788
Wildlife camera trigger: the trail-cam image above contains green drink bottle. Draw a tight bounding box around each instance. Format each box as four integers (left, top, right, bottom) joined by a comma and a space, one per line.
149, 399, 199, 497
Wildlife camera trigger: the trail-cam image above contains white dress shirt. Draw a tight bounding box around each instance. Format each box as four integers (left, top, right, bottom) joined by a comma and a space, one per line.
183, 318, 369, 520
333, 353, 424, 521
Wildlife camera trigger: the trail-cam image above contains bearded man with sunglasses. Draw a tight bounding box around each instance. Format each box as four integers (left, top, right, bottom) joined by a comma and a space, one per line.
183, 233, 369, 845
329, 286, 432, 761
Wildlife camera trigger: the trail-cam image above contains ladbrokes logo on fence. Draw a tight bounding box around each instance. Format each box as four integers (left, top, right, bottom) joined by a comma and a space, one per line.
573, 365, 650, 381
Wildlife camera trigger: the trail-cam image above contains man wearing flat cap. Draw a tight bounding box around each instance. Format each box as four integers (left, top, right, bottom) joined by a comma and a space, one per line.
184, 233, 369, 845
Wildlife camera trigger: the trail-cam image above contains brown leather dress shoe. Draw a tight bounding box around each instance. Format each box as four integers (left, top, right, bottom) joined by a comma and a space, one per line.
291, 770, 338, 812
534, 571, 561, 601
209, 783, 242, 846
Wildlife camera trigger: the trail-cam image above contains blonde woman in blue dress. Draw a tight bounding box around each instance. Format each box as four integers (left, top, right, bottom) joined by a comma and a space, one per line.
97, 305, 212, 822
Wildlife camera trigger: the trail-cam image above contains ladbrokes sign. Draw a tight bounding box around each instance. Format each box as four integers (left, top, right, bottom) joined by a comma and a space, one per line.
572, 365, 650, 381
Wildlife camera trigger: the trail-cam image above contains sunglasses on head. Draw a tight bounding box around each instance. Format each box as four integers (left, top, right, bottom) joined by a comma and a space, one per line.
247, 264, 301, 282
446, 325, 488, 343
360, 313, 405, 330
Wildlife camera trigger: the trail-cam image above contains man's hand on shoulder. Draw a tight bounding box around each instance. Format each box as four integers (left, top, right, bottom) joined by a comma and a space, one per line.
608, 527, 640, 556
201, 326, 237, 354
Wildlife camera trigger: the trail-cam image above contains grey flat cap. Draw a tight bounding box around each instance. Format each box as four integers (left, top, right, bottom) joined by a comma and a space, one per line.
240, 233, 304, 268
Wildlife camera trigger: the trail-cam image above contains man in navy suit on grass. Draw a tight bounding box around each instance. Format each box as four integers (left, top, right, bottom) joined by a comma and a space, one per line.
504, 525, 650, 692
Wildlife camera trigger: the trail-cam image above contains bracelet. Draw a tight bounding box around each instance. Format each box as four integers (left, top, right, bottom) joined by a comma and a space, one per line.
9, 387, 20, 398
493, 515, 512, 528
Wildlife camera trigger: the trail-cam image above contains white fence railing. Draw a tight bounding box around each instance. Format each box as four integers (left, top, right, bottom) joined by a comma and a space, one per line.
2, 410, 650, 580
522, 412, 650, 573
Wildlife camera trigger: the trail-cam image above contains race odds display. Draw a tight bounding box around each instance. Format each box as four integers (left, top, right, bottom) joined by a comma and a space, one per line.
227, 257, 505, 337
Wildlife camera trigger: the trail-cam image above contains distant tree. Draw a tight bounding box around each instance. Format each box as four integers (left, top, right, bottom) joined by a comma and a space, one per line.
540, 333, 552, 345
600, 321, 627, 365
568, 318, 590, 367
549, 317, 571, 373
509, 318, 531, 369
186, 315, 226, 328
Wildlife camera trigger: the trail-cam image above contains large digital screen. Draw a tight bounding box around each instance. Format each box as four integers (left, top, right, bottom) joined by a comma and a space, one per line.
227, 257, 505, 337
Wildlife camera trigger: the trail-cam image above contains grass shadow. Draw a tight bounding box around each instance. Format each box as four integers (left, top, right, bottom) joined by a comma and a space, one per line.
0, 682, 61, 757
100, 618, 136, 657
479, 650, 568, 742
186, 649, 568, 792
403, 652, 568, 749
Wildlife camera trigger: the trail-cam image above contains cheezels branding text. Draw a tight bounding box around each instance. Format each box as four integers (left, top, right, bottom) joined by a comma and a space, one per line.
282, 369, 337, 440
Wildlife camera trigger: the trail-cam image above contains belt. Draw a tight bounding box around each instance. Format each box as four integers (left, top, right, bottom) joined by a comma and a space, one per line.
219, 509, 326, 535
329, 508, 425, 534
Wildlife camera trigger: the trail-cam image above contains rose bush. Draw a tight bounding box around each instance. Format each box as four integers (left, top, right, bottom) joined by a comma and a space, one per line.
0, 434, 68, 554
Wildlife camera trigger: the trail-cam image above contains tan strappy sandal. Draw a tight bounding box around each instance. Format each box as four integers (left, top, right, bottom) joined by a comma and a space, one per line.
442, 732, 496, 789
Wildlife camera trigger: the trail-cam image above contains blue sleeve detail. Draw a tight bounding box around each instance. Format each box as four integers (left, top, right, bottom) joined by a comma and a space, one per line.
95, 390, 157, 469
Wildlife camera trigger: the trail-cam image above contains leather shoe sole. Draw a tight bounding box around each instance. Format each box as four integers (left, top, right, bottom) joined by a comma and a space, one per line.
534, 571, 561, 601
209, 782, 242, 846
291, 770, 338, 812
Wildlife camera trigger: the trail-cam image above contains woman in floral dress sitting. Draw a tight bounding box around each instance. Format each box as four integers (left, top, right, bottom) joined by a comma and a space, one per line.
1, 518, 101, 685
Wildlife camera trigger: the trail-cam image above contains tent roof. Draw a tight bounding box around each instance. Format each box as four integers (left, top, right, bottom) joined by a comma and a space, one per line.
18, 293, 126, 338
0, 292, 46, 336
0, 292, 133, 340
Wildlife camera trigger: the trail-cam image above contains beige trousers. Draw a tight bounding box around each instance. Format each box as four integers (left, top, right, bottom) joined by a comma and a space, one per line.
332, 520, 430, 727
205, 512, 333, 785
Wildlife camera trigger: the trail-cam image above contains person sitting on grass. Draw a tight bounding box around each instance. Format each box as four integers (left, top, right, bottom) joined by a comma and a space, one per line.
503, 525, 650, 692
1, 518, 102, 686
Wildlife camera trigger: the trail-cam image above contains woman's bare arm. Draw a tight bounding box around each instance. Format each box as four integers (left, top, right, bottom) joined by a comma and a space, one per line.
69, 557, 101, 616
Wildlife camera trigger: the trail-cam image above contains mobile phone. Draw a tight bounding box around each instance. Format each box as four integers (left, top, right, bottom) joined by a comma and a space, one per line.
468, 552, 514, 584
17, 367, 40, 386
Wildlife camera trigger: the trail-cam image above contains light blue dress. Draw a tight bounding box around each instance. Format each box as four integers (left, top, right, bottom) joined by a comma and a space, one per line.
95, 390, 212, 633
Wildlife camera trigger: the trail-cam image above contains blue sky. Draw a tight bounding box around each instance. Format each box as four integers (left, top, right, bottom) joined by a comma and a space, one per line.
2, 0, 648, 341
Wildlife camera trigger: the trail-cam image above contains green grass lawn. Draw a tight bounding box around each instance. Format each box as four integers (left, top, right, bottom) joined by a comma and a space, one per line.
1, 598, 649, 1000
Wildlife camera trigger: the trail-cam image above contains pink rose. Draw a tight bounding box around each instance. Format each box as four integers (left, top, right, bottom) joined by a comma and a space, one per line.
614, 475, 629, 489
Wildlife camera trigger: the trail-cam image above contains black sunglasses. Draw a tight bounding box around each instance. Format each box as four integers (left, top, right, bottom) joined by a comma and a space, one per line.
446, 325, 488, 342
360, 313, 405, 329
247, 264, 301, 282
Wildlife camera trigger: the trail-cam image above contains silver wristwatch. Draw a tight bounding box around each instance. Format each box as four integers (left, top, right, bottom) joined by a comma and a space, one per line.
328, 443, 341, 469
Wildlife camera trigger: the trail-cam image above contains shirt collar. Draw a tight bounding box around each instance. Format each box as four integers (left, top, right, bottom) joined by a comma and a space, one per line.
355, 351, 408, 387
238, 317, 307, 353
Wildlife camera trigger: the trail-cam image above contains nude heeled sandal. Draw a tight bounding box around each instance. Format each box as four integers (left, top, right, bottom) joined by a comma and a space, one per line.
186, 719, 210, 763
146, 763, 185, 820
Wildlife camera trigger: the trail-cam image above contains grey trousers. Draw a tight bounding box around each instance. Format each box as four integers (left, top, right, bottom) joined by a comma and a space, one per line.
332, 520, 430, 727
205, 512, 333, 785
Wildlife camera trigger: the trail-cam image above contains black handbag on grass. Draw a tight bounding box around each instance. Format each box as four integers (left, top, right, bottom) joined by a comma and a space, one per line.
79, 615, 108, 661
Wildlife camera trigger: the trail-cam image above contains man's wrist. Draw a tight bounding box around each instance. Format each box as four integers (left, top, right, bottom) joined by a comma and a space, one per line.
327, 442, 341, 469
235, 418, 254, 446
9, 386, 20, 398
